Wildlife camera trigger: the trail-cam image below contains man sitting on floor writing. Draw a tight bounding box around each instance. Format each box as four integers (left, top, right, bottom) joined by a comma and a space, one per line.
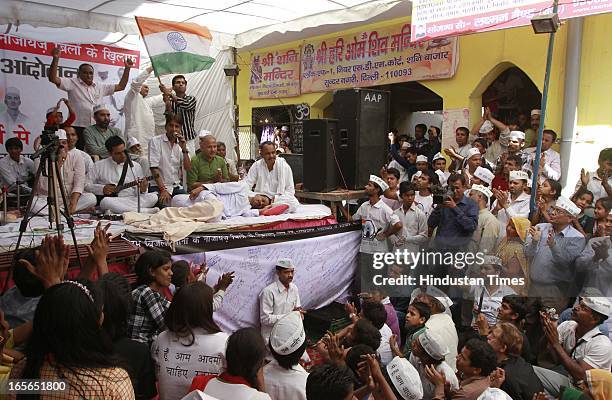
85, 136, 158, 214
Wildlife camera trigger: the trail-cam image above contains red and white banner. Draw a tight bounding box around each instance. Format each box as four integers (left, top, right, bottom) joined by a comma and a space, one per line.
411, 0, 612, 42
0, 34, 140, 153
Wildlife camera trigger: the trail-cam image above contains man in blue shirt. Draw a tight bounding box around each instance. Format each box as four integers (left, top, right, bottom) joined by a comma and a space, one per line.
428, 173, 479, 250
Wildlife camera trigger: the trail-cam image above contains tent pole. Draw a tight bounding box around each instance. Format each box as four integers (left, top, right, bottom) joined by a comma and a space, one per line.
530, 0, 559, 214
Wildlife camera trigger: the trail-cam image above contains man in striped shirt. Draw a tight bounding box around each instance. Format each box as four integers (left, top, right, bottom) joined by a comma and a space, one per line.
161, 75, 197, 154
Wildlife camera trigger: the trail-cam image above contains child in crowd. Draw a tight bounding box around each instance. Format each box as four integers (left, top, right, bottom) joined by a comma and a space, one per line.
381, 167, 401, 211
571, 188, 595, 235
593, 197, 612, 237
389, 301, 431, 359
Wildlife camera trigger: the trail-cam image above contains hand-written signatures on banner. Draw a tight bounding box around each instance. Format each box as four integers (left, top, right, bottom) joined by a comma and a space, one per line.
249, 47, 300, 99
0, 34, 140, 67
301, 23, 457, 93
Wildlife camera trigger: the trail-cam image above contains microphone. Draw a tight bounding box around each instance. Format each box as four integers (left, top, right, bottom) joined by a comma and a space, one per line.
124, 149, 134, 168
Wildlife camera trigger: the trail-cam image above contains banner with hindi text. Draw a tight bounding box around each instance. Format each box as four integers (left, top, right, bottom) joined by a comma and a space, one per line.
300, 22, 458, 94
0, 34, 140, 154
411, 0, 612, 42
249, 47, 301, 99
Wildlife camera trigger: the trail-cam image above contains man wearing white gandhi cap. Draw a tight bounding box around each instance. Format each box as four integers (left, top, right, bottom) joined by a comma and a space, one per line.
492, 169, 530, 228
263, 311, 309, 400
82, 103, 122, 159
408, 328, 459, 399
534, 288, 612, 397
386, 355, 424, 400
351, 175, 402, 293
526, 196, 586, 313
259, 258, 303, 355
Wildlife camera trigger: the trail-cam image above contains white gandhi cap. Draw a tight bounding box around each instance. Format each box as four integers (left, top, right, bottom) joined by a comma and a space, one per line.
477, 388, 512, 400
269, 311, 306, 355
470, 184, 493, 200
198, 130, 211, 138
369, 175, 389, 192
418, 328, 449, 361
555, 196, 581, 217
276, 258, 295, 270
479, 120, 494, 134
55, 129, 67, 140
474, 167, 494, 185
386, 356, 423, 400
509, 170, 529, 182
127, 137, 140, 148
466, 147, 481, 159
93, 104, 109, 113
582, 296, 612, 317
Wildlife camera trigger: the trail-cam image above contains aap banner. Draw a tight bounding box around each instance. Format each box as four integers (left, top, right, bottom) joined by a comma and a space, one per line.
0, 34, 140, 154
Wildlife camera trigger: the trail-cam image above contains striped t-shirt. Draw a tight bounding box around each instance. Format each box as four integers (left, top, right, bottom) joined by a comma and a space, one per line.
172, 95, 197, 141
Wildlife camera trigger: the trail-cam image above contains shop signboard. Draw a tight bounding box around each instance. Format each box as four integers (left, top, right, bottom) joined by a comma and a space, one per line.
249, 47, 301, 99
300, 22, 458, 94
411, 0, 612, 42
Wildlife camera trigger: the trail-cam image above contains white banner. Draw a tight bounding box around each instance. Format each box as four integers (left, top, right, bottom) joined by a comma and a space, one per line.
172, 230, 360, 333
0, 34, 140, 154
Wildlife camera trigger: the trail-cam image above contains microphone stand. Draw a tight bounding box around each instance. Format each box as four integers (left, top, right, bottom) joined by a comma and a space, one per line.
124, 150, 141, 213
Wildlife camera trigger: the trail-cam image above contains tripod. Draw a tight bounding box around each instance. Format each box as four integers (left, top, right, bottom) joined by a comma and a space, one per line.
3, 137, 83, 293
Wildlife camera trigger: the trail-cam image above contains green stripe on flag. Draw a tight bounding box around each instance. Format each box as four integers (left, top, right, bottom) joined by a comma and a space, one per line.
151, 52, 215, 75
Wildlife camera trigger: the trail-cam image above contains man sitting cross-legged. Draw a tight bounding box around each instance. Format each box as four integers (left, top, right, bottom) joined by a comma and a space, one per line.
85, 136, 158, 214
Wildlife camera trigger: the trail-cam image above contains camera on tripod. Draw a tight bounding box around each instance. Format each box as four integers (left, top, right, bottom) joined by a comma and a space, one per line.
432, 185, 455, 205
40, 127, 60, 148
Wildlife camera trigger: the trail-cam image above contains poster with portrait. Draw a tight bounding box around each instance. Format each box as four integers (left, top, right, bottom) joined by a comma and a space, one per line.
0, 34, 140, 154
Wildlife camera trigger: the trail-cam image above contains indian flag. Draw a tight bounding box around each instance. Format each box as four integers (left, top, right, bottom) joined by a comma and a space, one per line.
135, 16, 215, 75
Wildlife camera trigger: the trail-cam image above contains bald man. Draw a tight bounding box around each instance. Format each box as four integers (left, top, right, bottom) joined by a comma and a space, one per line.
186, 133, 229, 189
0, 87, 29, 133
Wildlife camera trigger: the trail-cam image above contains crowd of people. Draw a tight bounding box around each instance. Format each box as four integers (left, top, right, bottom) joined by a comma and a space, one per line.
0, 52, 610, 400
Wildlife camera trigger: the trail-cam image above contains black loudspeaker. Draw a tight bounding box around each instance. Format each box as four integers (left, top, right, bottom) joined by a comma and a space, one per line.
279, 153, 303, 184
303, 118, 339, 192
334, 88, 390, 189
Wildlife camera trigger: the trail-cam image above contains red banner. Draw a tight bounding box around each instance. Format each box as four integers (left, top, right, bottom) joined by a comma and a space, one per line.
0, 34, 140, 67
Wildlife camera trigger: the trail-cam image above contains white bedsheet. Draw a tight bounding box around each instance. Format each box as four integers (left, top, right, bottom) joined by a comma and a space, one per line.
0, 216, 127, 253
220, 204, 331, 225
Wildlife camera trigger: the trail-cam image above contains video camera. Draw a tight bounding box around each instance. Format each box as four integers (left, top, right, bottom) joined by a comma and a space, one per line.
40, 126, 60, 148
432, 185, 455, 205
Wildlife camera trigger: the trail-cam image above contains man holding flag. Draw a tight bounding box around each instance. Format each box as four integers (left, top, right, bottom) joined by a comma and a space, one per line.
135, 16, 216, 154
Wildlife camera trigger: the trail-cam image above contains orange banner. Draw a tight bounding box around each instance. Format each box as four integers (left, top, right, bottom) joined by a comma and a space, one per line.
249, 47, 301, 99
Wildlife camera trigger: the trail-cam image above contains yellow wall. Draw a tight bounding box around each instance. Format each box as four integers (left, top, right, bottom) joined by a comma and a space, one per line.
237, 13, 612, 153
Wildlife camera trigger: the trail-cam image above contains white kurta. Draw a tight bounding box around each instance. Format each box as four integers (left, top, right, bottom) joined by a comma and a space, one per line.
0, 155, 34, 189
262, 359, 308, 400
492, 192, 530, 228
148, 134, 183, 192
124, 70, 156, 153
69, 148, 94, 175
524, 147, 561, 182
85, 157, 158, 214
259, 280, 301, 345
243, 157, 295, 198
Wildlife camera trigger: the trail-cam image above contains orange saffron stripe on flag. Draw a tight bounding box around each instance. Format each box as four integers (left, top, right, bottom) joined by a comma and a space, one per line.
135, 16, 212, 40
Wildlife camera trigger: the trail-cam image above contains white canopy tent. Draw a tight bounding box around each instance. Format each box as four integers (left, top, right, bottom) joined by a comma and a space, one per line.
0, 0, 412, 160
